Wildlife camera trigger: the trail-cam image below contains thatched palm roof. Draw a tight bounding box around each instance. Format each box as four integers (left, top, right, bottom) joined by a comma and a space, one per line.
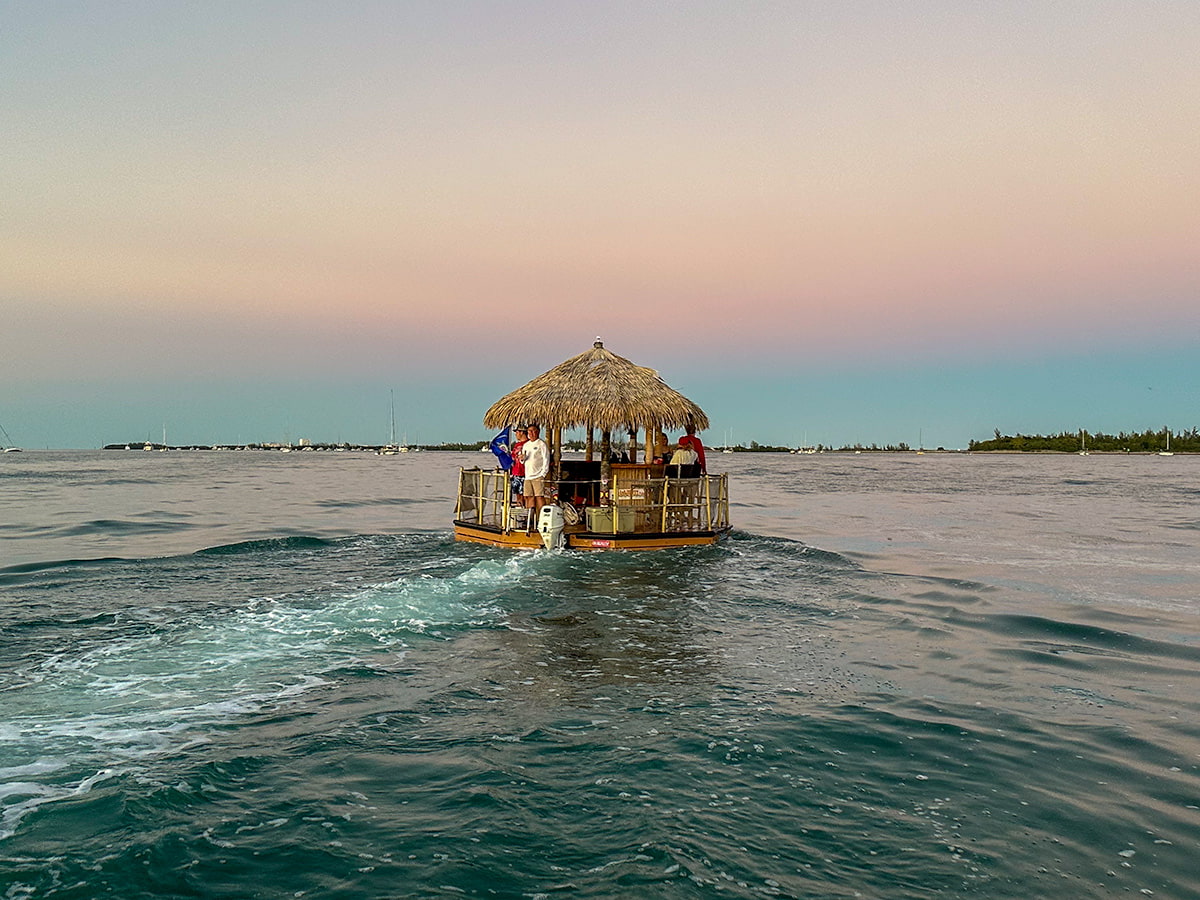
483, 341, 709, 433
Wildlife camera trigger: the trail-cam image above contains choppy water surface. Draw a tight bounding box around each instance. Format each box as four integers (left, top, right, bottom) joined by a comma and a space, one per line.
2, 451, 1198, 898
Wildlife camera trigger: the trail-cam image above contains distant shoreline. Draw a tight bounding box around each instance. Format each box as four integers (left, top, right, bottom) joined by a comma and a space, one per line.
91, 443, 1187, 455
100, 442, 441, 453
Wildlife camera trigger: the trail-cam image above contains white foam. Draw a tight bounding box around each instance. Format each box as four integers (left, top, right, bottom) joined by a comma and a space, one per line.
0, 768, 114, 841
1, 557, 527, 842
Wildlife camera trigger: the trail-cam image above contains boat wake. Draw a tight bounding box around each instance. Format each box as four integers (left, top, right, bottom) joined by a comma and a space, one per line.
0, 537, 537, 841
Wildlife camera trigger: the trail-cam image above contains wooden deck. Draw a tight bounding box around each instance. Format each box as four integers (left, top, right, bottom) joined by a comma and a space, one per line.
453, 519, 730, 551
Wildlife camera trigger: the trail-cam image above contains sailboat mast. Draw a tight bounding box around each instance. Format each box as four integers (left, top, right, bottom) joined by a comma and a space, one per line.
390, 390, 397, 446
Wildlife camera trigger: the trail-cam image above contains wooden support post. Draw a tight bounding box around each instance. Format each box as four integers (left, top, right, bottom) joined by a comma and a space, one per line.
703, 476, 712, 530
600, 429, 612, 495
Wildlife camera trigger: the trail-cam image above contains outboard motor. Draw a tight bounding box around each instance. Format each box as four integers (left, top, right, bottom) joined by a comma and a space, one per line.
537, 504, 565, 550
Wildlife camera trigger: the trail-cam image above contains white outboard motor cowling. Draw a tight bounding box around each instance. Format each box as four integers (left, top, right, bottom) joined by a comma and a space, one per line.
537, 504, 565, 550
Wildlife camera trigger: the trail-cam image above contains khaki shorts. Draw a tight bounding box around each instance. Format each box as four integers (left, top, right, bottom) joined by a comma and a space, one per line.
523, 476, 545, 497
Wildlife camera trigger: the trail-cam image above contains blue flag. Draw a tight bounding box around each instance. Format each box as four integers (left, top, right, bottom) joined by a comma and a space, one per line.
489, 426, 513, 471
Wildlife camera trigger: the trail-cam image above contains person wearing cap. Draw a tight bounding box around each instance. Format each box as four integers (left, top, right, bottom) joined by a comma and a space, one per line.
509, 425, 528, 511
520, 424, 550, 524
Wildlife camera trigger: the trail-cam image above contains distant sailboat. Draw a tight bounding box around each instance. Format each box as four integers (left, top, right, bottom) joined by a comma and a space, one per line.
1159, 428, 1174, 456
1078, 429, 1089, 456
0, 421, 19, 451
792, 431, 817, 454
381, 390, 400, 454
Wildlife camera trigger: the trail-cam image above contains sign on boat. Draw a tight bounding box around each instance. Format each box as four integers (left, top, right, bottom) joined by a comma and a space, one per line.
453, 340, 731, 550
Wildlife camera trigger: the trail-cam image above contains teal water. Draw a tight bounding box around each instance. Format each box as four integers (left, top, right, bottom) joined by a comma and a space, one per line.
2, 451, 1199, 898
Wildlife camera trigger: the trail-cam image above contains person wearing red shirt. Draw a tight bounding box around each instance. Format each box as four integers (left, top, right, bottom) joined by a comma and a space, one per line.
679, 424, 706, 474
509, 425, 528, 506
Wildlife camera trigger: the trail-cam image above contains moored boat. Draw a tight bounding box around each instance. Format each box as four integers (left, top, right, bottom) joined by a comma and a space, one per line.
1159, 428, 1174, 456
2, 421, 21, 451
453, 340, 731, 551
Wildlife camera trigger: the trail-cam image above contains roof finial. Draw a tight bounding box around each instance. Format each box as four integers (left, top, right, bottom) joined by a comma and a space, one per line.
594, 336, 603, 348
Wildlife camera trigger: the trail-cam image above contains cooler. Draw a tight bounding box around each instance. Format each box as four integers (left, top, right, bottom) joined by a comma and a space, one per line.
586, 506, 635, 533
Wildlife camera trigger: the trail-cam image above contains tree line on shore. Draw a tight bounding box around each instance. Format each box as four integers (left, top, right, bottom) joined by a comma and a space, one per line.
102, 428, 1195, 454
968, 428, 1196, 453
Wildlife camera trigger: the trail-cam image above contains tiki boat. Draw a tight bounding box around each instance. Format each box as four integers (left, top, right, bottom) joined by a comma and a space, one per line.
453, 340, 731, 551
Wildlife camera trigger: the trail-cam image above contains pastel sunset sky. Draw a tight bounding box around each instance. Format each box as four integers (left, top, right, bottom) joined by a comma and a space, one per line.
3, 1, 1197, 449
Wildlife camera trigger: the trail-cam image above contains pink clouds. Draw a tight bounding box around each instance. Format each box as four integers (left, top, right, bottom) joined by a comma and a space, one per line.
4, 3, 1199, 384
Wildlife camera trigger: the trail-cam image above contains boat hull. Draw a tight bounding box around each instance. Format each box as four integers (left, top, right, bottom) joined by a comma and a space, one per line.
453, 520, 729, 551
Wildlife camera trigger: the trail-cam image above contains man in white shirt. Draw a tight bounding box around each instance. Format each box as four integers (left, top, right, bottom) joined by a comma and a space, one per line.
521, 424, 550, 524
670, 437, 698, 466
668, 436, 701, 515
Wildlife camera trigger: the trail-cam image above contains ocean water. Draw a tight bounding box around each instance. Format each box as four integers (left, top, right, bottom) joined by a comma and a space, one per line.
2, 450, 1198, 899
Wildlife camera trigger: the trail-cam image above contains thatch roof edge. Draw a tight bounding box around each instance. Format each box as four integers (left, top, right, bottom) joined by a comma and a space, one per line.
482, 341, 709, 432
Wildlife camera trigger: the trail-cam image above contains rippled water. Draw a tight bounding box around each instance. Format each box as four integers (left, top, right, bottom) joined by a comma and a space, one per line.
1, 451, 1198, 898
